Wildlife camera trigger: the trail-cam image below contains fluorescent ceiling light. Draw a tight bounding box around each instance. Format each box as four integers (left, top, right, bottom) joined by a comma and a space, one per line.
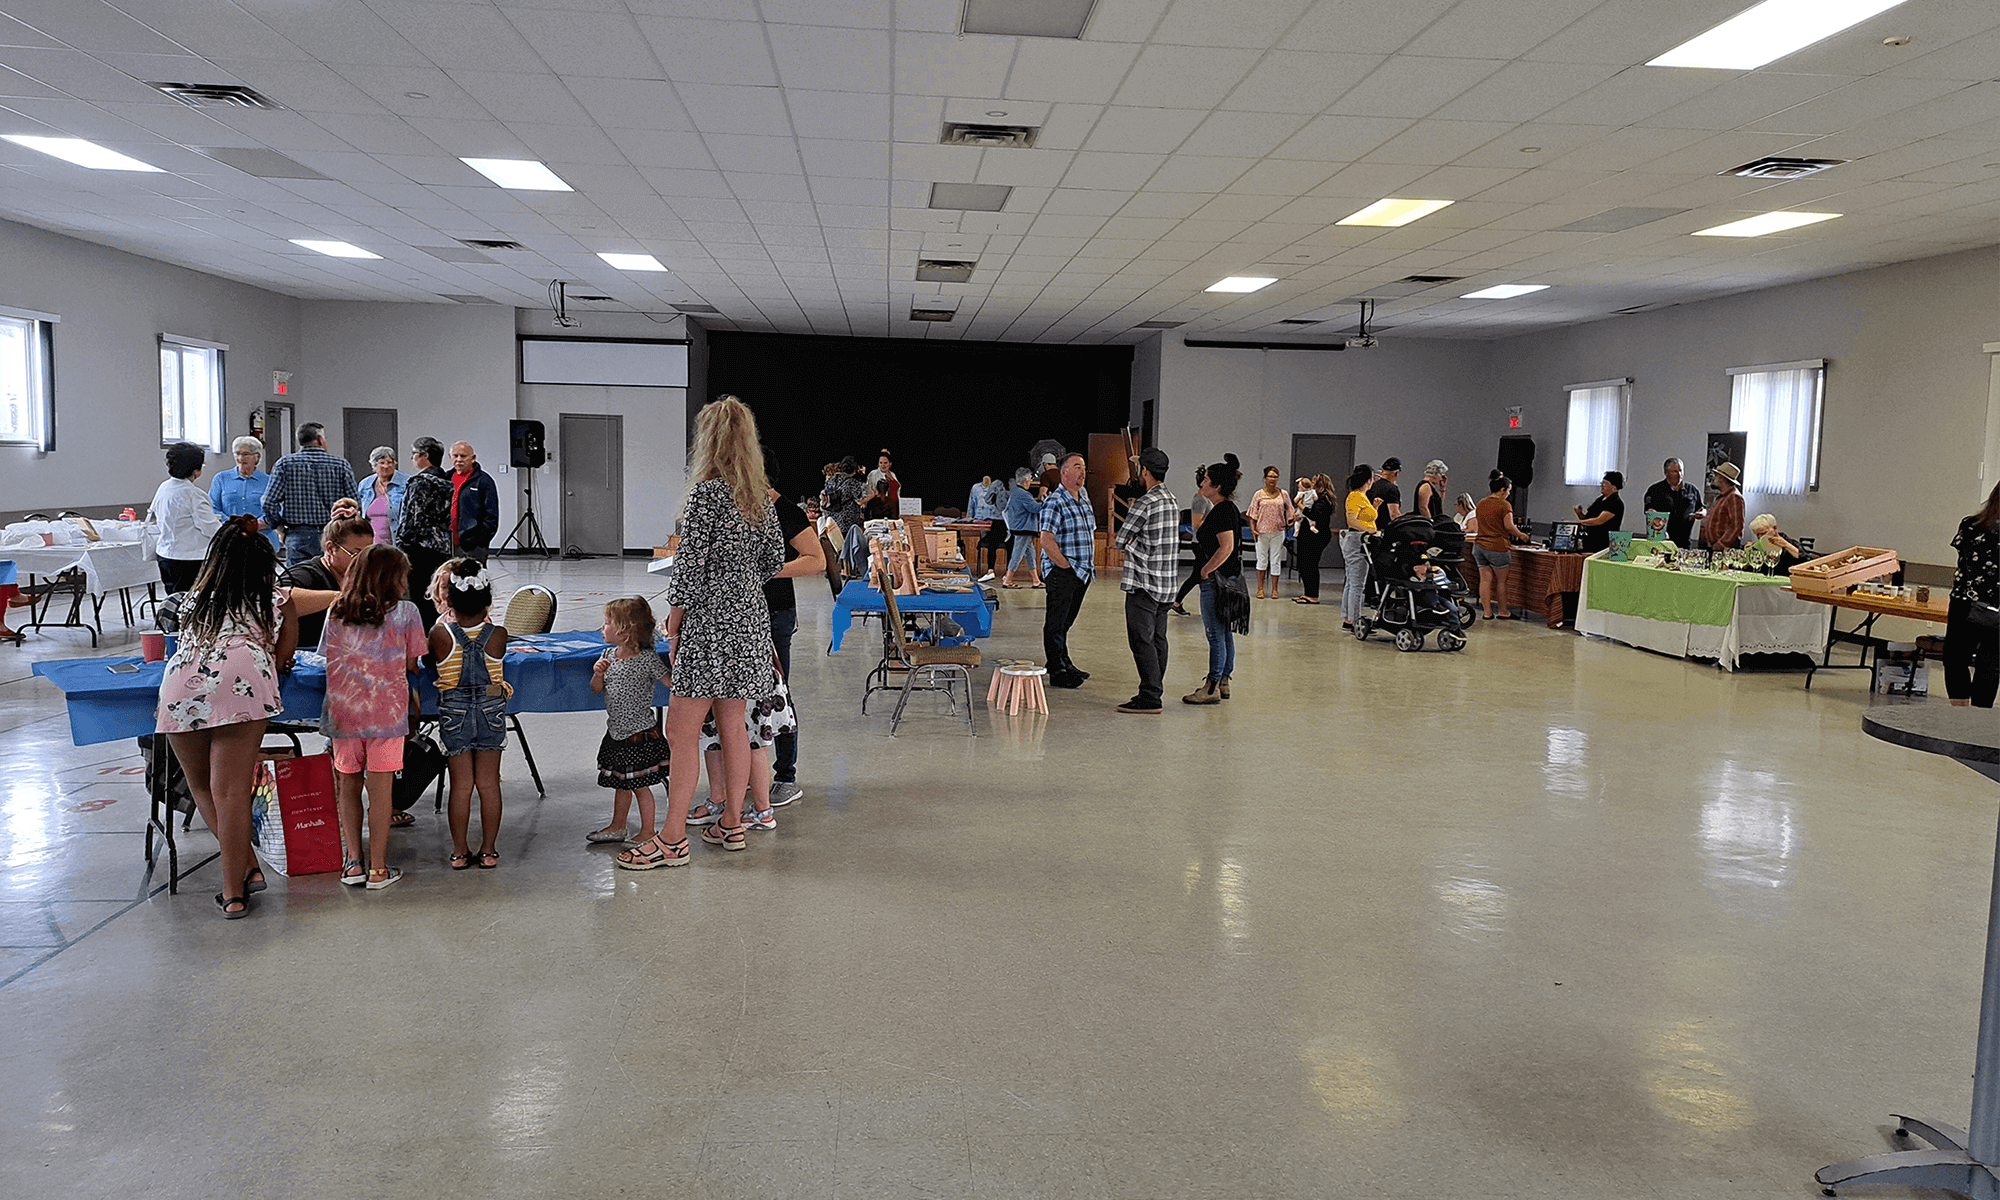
963, 0, 1099, 39
1336, 198, 1453, 228
1692, 211, 1841, 237
2, 135, 162, 171
1461, 284, 1549, 300
459, 157, 573, 191
599, 252, 668, 272
1648, 0, 1910, 70
291, 239, 380, 259
1205, 277, 1277, 294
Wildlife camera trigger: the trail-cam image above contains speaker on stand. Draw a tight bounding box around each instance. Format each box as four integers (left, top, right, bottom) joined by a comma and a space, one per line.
502, 419, 554, 557
1497, 434, 1536, 529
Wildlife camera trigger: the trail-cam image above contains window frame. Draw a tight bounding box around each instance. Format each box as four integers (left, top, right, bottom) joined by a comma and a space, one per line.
159, 334, 227, 454
1562, 376, 1631, 486
0, 305, 58, 452
1726, 359, 1825, 496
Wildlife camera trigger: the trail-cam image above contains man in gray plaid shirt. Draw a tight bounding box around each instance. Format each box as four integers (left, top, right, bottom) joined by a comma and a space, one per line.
1117, 447, 1179, 714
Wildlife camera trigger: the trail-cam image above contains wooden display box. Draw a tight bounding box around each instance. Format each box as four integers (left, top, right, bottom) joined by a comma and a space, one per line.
1789, 547, 1898, 596
652, 535, 680, 558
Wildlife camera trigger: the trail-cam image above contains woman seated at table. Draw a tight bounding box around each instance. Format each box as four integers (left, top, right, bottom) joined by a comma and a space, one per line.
151, 442, 223, 594
1748, 513, 1806, 570
1570, 471, 1625, 552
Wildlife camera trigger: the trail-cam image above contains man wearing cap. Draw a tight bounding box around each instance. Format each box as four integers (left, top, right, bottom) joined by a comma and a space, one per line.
1368, 458, 1404, 523
1117, 448, 1179, 714
1642, 458, 1705, 548
1702, 461, 1745, 550
1037, 451, 1096, 689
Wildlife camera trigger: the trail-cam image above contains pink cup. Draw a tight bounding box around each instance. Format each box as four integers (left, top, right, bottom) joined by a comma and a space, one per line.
140, 632, 166, 663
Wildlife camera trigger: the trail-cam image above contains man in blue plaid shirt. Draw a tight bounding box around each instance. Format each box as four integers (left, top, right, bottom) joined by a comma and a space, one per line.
1117, 447, 1179, 713
263, 422, 357, 565
1036, 452, 1096, 689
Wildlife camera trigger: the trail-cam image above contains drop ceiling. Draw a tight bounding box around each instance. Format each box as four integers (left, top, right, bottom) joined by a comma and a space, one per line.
0, 0, 1995, 343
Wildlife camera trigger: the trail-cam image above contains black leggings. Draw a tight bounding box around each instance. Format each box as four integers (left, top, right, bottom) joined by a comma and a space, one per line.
1173, 569, 1201, 609
1945, 597, 1999, 706
1295, 533, 1331, 598
159, 557, 203, 594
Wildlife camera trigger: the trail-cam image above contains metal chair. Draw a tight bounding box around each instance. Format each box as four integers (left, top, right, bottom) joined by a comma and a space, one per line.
820, 531, 846, 599
498, 585, 557, 794
877, 567, 979, 737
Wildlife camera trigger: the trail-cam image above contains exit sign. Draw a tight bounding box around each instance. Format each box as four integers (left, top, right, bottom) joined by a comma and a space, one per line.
1506, 406, 1522, 428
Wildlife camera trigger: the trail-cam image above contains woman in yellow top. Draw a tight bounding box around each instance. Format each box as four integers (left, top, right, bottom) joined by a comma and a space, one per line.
1340, 464, 1378, 630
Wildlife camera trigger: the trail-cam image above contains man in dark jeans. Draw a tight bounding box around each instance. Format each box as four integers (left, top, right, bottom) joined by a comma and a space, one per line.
1117, 448, 1179, 714
1037, 451, 1096, 688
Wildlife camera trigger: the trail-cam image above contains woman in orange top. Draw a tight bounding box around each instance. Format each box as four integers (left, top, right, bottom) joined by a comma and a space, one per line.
1472, 475, 1531, 620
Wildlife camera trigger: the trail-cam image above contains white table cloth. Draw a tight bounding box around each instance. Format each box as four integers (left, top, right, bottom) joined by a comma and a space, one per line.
1577, 558, 1832, 671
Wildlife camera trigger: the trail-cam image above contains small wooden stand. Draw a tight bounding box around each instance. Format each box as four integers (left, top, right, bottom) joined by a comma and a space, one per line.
987, 662, 1049, 715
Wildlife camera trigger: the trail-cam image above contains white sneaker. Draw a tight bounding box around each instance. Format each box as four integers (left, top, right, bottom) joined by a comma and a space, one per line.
978, 572, 995, 582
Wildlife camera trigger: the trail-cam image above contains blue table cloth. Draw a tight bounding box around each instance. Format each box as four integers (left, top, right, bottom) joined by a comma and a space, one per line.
0, 560, 16, 587
828, 580, 993, 652
33, 632, 671, 746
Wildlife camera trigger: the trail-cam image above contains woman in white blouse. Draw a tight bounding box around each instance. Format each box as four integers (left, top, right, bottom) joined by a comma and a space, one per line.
150, 442, 222, 593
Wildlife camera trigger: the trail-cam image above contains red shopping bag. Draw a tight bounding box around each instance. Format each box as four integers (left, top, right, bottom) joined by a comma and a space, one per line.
249, 754, 342, 876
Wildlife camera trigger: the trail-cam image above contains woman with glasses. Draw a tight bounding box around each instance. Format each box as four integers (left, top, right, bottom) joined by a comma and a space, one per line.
277, 516, 375, 648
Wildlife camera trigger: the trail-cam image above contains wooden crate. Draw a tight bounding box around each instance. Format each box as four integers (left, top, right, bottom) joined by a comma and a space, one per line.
1789, 546, 1898, 596
651, 535, 680, 558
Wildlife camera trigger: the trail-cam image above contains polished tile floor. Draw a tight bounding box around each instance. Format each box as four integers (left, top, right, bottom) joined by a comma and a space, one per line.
0, 556, 1987, 1198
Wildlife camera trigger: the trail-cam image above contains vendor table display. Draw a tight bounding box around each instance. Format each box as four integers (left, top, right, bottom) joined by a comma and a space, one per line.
828, 579, 993, 653
1462, 545, 1585, 628
1577, 554, 1831, 669
1787, 585, 1949, 690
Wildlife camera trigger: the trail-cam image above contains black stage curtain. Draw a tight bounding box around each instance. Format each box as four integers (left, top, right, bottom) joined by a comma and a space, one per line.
705, 331, 1133, 508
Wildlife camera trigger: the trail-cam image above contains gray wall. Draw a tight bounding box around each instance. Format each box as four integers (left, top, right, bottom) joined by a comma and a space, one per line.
0, 219, 301, 514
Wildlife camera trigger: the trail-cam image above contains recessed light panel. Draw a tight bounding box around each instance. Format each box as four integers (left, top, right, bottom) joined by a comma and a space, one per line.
291, 239, 380, 259
1648, 0, 1911, 70
928, 182, 1012, 212
598, 252, 668, 271
2, 135, 162, 172
460, 157, 573, 191
1205, 277, 1277, 294
193, 147, 329, 180
1336, 198, 1453, 227
963, 0, 1099, 39
1692, 211, 1841, 237
1461, 284, 1549, 299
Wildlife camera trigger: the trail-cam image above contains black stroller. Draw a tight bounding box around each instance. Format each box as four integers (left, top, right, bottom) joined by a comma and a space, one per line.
1353, 514, 1473, 652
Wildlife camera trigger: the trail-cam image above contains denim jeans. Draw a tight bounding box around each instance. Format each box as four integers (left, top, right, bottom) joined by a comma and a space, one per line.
1007, 533, 1038, 574
769, 607, 799, 781
1198, 577, 1234, 680
1340, 531, 1370, 624
283, 526, 322, 567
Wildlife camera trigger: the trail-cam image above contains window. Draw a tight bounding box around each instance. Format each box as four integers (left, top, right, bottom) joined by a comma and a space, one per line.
1563, 377, 1629, 485
1728, 360, 1824, 495
0, 307, 56, 451
159, 335, 226, 452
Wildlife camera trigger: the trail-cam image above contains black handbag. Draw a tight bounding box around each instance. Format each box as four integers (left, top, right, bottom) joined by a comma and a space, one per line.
1970, 600, 2000, 629
1212, 572, 1251, 633
392, 729, 447, 812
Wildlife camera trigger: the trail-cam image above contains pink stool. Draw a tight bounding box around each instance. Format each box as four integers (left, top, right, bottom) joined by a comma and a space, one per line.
986, 664, 1048, 716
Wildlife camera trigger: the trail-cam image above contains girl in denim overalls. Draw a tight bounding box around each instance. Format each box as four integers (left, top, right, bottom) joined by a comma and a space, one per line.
428, 558, 510, 870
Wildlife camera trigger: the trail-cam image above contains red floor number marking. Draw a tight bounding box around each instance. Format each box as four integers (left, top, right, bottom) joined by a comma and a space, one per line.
72, 797, 118, 812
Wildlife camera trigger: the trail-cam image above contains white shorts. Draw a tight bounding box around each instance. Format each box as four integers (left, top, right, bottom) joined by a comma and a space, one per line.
1256, 530, 1287, 571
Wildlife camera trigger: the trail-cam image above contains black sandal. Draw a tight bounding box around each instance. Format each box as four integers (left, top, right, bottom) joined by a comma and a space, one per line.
244, 869, 267, 895
214, 893, 249, 919
449, 852, 473, 870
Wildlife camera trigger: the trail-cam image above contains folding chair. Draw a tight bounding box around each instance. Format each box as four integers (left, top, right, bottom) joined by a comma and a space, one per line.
877, 567, 979, 737
497, 585, 557, 795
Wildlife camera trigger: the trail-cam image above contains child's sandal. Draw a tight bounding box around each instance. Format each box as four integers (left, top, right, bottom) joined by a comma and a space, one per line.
701, 823, 748, 851
615, 835, 689, 870
340, 859, 368, 886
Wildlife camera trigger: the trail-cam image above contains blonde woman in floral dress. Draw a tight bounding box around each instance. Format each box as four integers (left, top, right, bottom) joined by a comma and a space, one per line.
156, 517, 333, 917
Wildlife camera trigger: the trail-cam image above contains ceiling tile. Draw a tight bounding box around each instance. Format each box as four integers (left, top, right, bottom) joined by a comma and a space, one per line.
1082, 106, 1207, 154
633, 16, 776, 86
607, 128, 714, 169
786, 90, 891, 142
1280, 0, 1460, 57
1144, 155, 1256, 193
678, 83, 793, 137
1179, 110, 1310, 159
894, 32, 1015, 97
371, 1, 545, 72
1219, 50, 1384, 115
502, 8, 662, 77
1112, 44, 1261, 109
704, 133, 803, 174
769, 24, 891, 92
799, 137, 890, 179
1002, 40, 1142, 106
1151, 0, 1312, 50
1271, 114, 1412, 162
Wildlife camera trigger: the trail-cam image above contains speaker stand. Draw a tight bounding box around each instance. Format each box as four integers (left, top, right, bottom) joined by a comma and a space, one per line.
503, 468, 554, 557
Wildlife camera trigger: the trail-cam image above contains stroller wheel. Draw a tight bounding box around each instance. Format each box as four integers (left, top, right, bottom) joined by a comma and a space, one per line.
1456, 600, 1478, 627
1394, 628, 1423, 652
1438, 630, 1466, 652
1353, 617, 1372, 641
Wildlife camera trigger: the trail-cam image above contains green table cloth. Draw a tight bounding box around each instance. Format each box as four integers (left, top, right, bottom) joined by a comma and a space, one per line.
1582, 558, 1792, 627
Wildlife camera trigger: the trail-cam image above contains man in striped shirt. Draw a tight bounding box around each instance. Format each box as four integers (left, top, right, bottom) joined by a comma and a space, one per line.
1117, 448, 1179, 714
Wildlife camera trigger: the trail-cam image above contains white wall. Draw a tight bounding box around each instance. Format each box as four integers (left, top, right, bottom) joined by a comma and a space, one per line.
0, 218, 301, 514
1500, 246, 2000, 566
513, 310, 688, 551
1152, 333, 1496, 500
296, 300, 517, 534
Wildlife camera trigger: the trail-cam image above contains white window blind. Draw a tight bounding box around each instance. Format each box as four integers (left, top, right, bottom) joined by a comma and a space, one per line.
1563, 378, 1628, 485
1727, 360, 1824, 495
160, 337, 225, 453
0, 312, 55, 451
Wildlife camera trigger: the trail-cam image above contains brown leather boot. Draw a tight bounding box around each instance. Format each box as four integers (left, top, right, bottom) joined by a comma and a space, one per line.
1218, 674, 1232, 699
1182, 677, 1221, 705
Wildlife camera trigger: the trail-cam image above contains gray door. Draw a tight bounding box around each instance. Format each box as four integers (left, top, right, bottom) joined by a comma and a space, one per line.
1290, 433, 1354, 567
341, 407, 398, 480
263, 402, 293, 462
559, 413, 623, 556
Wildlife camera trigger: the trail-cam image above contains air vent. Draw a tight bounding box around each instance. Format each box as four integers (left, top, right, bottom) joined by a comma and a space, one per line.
418, 245, 496, 264
569, 293, 618, 303
1402, 275, 1464, 285
1135, 320, 1183, 329
1726, 156, 1847, 179
1277, 318, 1320, 326
436, 294, 498, 305
671, 303, 719, 314
910, 308, 956, 323
148, 82, 283, 110
915, 258, 976, 284
458, 238, 526, 251
940, 122, 1039, 149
